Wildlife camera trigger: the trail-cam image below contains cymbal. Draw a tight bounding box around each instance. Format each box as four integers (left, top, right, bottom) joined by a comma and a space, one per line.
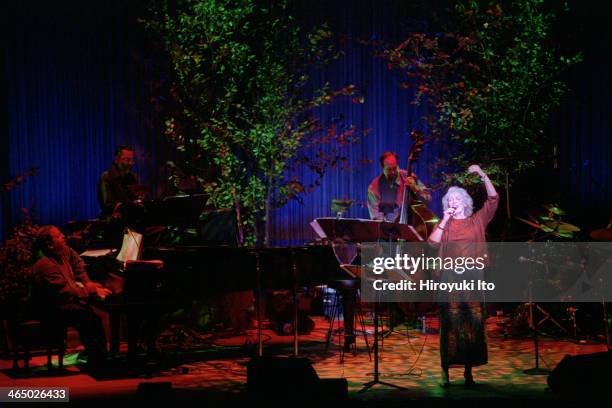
537, 224, 576, 238
542, 220, 580, 233
590, 228, 612, 241
516, 216, 579, 239
516, 216, 543, 230
543, 204, 566, 216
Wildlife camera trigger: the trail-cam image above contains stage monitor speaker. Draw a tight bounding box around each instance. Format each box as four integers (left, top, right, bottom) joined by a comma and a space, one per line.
246, 356, 347, 401
547, 350, 612, 396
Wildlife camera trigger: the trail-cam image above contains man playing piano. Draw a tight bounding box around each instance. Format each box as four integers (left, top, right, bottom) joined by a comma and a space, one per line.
32, 225, 112, 371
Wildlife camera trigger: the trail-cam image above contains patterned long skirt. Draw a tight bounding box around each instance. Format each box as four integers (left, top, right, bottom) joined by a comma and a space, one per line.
439, 302, 487, 368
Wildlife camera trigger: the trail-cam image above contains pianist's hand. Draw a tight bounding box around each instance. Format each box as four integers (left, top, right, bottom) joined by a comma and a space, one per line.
95, 287, 113, 300
85, 281, 102, 294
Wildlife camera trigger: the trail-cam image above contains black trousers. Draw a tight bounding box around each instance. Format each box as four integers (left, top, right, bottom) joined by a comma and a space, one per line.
55, 303, 108, 365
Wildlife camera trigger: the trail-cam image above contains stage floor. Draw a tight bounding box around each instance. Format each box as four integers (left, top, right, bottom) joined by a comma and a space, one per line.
1, 316, 609, 406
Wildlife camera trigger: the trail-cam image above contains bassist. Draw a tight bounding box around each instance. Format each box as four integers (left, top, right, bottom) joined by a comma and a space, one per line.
367, 151, 431, 222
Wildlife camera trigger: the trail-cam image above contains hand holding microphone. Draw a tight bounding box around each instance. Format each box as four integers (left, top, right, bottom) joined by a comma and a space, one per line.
443, 207, 456, 221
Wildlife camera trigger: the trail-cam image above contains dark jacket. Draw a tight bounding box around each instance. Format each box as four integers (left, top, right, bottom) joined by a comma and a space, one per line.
97, 164, 138, 217
32, 248, 92, 307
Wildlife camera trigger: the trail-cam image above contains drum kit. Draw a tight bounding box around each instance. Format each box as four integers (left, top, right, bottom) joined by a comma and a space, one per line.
516, 203, 612, 243
515, 203, 581, 240
513, 206, 611, 350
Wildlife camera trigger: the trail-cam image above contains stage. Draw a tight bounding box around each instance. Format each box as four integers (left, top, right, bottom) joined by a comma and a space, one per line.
1, 315, 608, 406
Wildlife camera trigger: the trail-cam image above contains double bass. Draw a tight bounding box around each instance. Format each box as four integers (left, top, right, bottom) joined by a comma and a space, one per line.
398, 130, 438, 239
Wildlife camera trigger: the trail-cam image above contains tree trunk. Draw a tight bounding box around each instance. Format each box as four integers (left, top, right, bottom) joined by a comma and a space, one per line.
264, 185, 272, 247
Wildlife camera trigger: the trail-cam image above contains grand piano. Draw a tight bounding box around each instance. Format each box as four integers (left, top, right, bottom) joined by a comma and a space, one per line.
95, 244, 346, 356
75, 197, 350, 356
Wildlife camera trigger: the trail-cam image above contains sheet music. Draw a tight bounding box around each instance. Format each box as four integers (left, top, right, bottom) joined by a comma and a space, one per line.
315, 217, 381, 222
116, 229, 143, 264
312, 217, 424, 242
309, 220, 327, 239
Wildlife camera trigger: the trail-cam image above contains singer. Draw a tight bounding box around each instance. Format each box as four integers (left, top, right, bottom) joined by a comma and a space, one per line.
428, 164, 499, 387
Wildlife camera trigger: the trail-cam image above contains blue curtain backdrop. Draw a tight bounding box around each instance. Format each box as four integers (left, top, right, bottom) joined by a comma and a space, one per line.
556, 63, 612, 230
3, 0, 611, 243
3, 2, 164, 239
272, 0, 450, 245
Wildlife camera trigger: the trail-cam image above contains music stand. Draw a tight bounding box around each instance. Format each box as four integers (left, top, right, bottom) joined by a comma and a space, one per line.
361, 287, 406, 392
141, 194, 209, 227
312, 217, 423, 243
313, 218, 421, 392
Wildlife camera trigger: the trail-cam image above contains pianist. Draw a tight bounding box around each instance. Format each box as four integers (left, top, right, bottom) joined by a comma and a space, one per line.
32, 225, 112, 371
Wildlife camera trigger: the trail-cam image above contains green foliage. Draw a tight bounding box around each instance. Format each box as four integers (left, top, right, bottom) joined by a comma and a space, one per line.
144, 0, 361, 245
384, 0, 581, 185
0, 211, 38, 314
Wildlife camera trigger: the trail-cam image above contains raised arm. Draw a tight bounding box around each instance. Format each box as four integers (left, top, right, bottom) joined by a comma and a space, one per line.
468, 165, 497, 197
468, 165, 499, 225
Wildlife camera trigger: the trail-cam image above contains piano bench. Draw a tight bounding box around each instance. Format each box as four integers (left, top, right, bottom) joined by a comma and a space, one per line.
3, 318, 66, 376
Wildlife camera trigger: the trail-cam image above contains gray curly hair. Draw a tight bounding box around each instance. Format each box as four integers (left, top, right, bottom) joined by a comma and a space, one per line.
442, 186, 474, 216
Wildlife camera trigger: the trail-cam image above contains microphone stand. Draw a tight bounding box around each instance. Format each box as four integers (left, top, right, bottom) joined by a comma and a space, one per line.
523, 259, 551, 375
360, 288, 406, 392
600, 277, 611, 350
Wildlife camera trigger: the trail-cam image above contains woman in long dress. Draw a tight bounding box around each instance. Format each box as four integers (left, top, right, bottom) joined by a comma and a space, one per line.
428, 164, 499, 387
